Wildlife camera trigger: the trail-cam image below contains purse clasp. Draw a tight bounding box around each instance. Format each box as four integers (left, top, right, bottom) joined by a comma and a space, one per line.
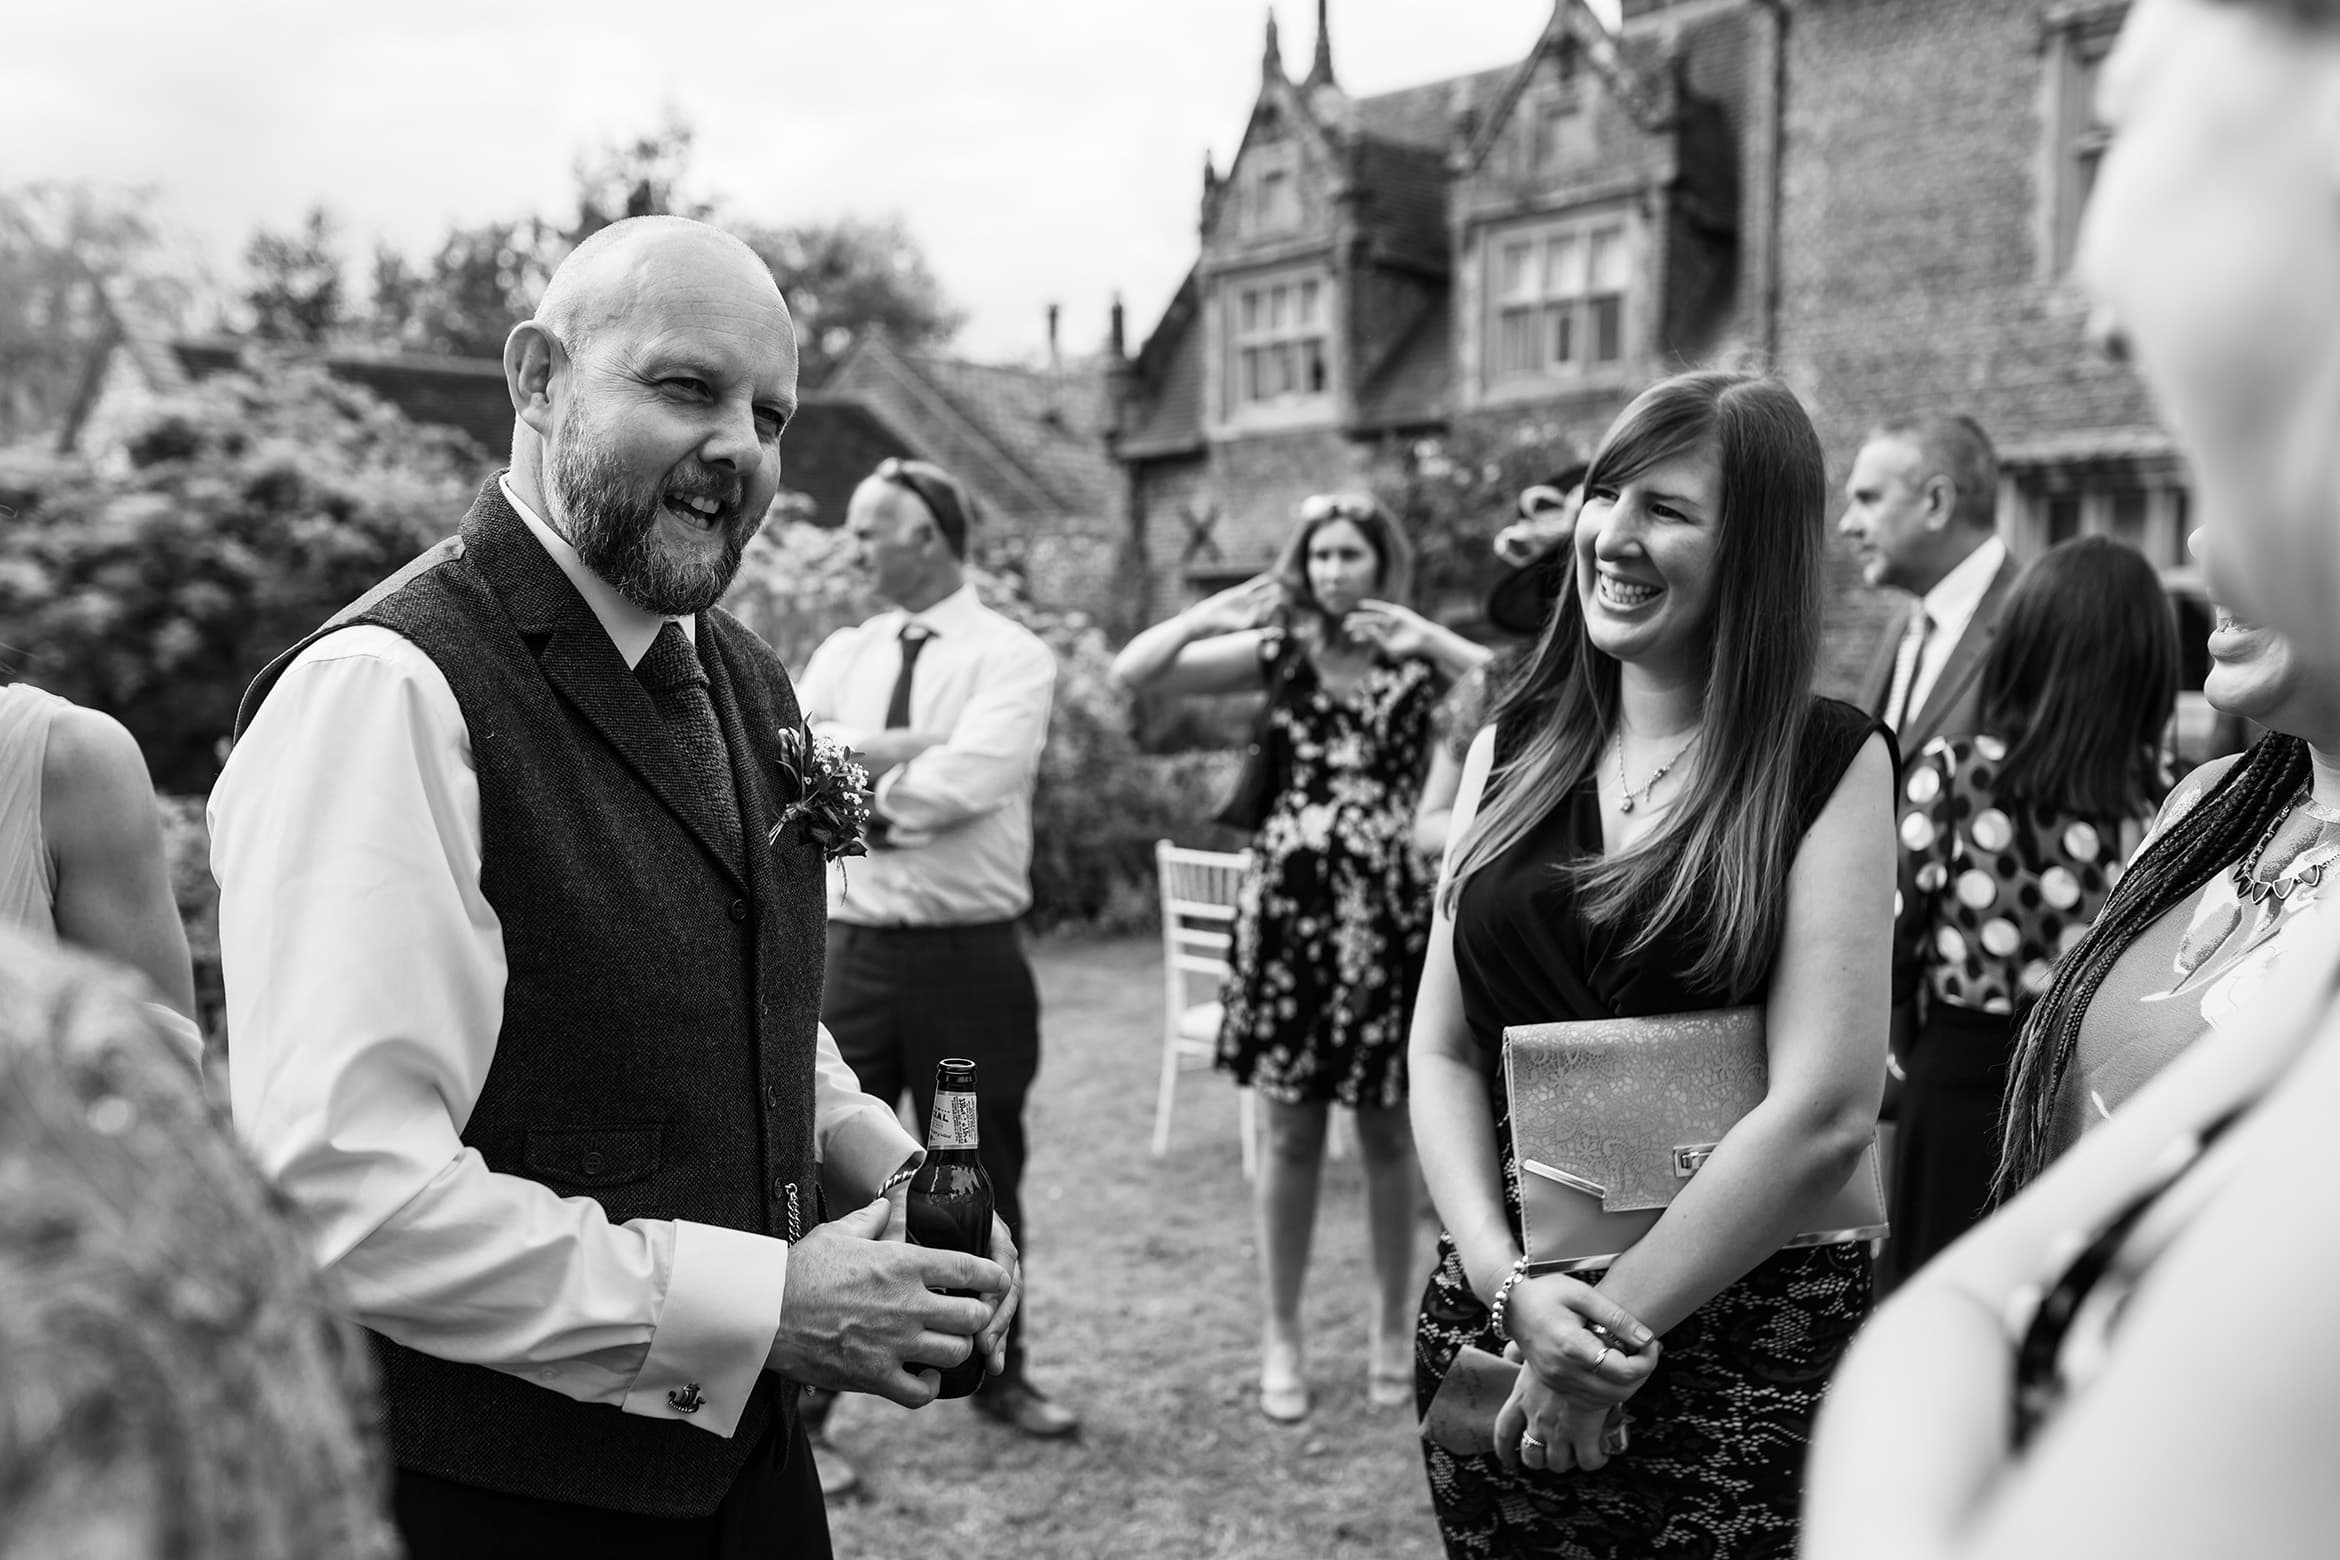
1672, 1143, 1717, 1178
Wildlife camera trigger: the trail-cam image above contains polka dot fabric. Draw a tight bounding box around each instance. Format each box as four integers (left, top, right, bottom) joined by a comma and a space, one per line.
1894, 735, 2159, 1017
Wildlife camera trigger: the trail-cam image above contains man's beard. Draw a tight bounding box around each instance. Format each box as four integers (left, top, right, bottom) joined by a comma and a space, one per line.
544, 412, 765, 616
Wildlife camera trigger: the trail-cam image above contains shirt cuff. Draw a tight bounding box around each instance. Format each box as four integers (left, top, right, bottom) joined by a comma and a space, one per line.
825, 1109, 925, 1208
869, 767, 936, 850
621, 1221, 788, 1437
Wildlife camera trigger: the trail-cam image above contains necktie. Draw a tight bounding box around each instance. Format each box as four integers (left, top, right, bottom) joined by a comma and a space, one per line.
637, 621, 744, 871
1886, 606, 1934, 731
886, 623, 932, 730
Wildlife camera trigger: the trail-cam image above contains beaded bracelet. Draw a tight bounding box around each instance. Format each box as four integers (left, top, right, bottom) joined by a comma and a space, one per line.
1488, 1253, 1533, 1342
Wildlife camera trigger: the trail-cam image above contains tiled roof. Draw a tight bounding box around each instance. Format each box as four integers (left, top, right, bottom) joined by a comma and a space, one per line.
1354, 64, 1515, 150
1355, 291, 1453, 431
1120, 307, 1206, 459
890, 351, 1120, 515
1354, 134, 1452, 273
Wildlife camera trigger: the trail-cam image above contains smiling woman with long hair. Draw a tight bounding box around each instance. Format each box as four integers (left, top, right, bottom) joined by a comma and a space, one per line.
1112, 496, 1488, 1424
1411, 371, 1894, 1557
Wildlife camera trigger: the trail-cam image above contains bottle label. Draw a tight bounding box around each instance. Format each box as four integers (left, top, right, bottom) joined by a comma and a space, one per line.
927, 1090, 980, 1150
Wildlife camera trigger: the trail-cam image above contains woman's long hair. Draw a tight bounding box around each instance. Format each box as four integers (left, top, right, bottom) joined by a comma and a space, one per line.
1442, 372, 1827, 1002
1266, 494, 1416, 648
1980, 537, 2179, 818
1994, 731, 2312, 1199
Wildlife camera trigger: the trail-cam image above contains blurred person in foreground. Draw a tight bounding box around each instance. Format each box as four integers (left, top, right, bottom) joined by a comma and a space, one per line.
792, 457, 1071, 1480
1114, 495, 1486, 1422
1997, 589, 2340, 1199
1414, 467, 1587, 857
211, 216, 1014, 1558
1805, 4, 2340, 1555
1411, 371, 1893, 1557
0, 679, 198, 1063
0, 926, 395, 1559
1884, 537, 2176, 1286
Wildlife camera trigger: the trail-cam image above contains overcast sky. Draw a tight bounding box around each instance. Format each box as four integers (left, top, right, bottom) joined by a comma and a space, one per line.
3, 1, 1619, 362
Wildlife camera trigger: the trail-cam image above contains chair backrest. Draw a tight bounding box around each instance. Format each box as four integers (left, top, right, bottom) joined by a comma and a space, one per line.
1156, 840, 1251, 1012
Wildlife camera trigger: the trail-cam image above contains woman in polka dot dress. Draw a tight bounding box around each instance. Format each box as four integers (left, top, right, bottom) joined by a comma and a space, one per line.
1885, 538, 2178, 1285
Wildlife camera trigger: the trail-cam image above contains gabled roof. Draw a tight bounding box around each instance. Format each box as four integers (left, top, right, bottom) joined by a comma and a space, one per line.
1354, 64, 1515, 151
1462, 0, 1675, 172
825, 336, 1119, 519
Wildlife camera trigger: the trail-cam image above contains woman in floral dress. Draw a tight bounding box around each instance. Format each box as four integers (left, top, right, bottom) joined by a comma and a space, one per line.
1113, 495, 1489, 1422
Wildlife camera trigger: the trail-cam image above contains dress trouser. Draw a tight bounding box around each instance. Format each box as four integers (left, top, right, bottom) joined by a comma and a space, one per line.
390, 1415, 830, 1560
1884, 1001, 2018, 1289
821, 917, 1041, 1381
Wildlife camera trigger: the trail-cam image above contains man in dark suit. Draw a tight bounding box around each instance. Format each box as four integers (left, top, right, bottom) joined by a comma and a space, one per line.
1841, 414, 2022, 755
1839, 413, 2020, 1254
211, 217, 1017, 1558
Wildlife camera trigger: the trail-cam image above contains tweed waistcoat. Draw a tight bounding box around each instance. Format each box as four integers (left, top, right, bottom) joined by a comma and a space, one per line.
236, 479, 827, 1518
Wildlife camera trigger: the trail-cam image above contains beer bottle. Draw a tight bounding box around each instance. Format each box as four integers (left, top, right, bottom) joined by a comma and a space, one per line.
905, 1057, 995, 1399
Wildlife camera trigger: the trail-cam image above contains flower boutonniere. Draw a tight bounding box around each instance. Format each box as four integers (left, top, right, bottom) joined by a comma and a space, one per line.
770, 723, 872, 864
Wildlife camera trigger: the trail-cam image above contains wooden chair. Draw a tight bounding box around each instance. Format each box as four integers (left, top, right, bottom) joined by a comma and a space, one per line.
1153, 840, 1257, 1179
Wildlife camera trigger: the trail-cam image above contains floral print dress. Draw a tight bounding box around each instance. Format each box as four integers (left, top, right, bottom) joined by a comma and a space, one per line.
1217, 627, 1440, 1110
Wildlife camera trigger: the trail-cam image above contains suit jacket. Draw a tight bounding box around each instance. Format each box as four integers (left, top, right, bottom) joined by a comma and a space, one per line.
1854, 551, 2024, 758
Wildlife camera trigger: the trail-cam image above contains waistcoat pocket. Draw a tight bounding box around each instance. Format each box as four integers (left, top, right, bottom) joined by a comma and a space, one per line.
523, 1125, 663, 1189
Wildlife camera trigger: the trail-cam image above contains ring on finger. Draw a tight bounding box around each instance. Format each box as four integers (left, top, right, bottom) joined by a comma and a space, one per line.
1589, 1344, 1613, 1372
1519, 1432, 1546, 1452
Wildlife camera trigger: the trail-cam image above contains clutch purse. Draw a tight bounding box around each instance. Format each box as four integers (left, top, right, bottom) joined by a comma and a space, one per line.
1502, 1006, 1887, 1273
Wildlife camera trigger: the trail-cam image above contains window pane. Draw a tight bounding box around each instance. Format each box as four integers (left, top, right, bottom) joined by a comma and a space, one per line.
1303, 337, 1326, 394
1272, 342, 1293, 396
1242, 346, 1261, 403
1241, 289, 1260, 334
1269, 285, 1288, 332
1589, 228, 1629, 289
1299, 279, 1320, 327
2169, 488, 2191, 564
1547, 234, 1586, 298
2047, 494, 2082, 546
1499, 241, 1532, 299
1591, 295, 1622, 362
1549, 302, 1574, 366
2107, 488, 2148, 548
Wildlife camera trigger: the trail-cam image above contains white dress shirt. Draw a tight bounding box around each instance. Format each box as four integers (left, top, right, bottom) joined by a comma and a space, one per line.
796, 585, 1056, 927
210, 477, 920, 1440
1900, 533, 2007, 725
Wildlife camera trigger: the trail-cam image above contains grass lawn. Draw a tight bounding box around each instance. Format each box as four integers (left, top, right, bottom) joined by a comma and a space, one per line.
823, 932, 1447, 1560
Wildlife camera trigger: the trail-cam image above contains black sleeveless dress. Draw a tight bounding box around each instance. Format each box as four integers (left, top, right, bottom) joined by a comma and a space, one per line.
1416, 697, 1884, 1559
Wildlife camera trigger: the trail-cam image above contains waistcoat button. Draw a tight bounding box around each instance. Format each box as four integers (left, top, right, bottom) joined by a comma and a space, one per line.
581, 1151, 605, 1176
729, 899, 749, 923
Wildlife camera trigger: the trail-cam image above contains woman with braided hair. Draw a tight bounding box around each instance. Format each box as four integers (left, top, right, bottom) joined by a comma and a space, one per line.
1805, 3, 2340, 1554
1996, 603, 2340, 1198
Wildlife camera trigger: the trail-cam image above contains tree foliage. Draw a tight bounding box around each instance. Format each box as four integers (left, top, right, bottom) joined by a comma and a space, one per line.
0, 181, 189, 447
1369, 419, 1592, 621
737, 216, 965, 387
0, 362, 482, 793
242, 206, 345, 344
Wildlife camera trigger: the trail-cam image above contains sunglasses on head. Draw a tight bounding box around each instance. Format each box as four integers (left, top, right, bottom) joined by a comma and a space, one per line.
1515, 485, 1574, 521
875, 458, 970, 556
1300, 493, 1377, 525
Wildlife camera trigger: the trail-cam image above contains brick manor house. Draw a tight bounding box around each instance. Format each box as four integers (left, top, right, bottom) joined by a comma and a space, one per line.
1102, 0, 2186, 692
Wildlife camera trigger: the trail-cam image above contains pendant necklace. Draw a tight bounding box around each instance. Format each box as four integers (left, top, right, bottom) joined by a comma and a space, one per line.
1614, 726, 1700, 814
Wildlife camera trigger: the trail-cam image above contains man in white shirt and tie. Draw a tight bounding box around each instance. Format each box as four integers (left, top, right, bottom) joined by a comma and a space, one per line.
794, 458, 1076, 1470
1839, 413, 2023, 1253
1841, 415, 2022, 753
210, 218, 1016, 1557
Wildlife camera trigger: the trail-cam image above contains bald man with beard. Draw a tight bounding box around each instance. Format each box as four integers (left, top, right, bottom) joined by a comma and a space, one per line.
211, 217, 1019, 1559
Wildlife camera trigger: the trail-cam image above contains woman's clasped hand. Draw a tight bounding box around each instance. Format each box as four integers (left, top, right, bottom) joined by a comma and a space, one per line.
1492, 1274, 1660, 1474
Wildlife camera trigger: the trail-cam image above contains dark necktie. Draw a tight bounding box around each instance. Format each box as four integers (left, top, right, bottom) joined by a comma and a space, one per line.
886, 623, 932, 730
637, 621, 744, 871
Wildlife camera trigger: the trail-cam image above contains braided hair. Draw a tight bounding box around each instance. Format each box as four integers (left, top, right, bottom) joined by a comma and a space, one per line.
1993, 730, 2312, 1201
